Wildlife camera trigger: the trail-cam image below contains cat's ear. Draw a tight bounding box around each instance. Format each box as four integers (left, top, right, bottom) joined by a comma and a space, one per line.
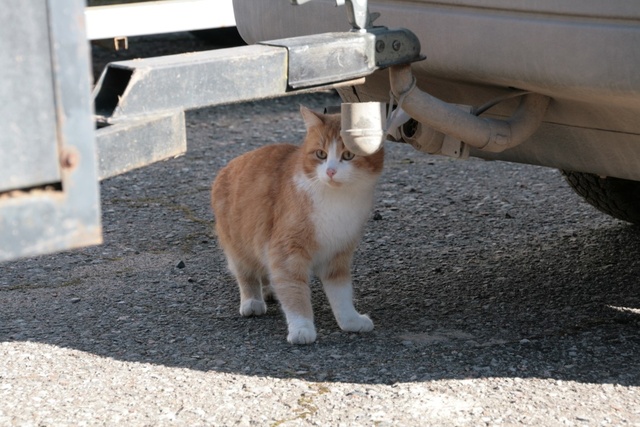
300, 105, 324, 130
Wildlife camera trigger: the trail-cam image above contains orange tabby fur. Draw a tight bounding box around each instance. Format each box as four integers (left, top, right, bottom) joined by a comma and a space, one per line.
211, 105, 384, 344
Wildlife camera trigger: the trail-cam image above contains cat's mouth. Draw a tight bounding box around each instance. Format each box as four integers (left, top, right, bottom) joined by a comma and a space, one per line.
323, 177, 343, 188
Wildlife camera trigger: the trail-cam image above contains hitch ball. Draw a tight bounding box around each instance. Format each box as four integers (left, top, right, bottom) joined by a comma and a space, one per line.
340, 102, 386, 156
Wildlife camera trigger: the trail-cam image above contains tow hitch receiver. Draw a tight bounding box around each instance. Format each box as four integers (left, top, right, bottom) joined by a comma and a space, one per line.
93, 26, 422, 179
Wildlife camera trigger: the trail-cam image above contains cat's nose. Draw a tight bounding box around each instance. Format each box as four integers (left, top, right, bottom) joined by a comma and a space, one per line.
326, 168, 337, 178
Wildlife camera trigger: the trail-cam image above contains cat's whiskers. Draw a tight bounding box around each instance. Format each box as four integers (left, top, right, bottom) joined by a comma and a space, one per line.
293, 171, 322, 193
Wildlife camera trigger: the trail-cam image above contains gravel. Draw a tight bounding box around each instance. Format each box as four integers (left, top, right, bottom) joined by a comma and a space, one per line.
1, 33, 639, 426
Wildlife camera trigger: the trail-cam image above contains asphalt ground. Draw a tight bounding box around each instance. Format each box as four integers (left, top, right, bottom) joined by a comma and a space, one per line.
1, 33, 639, 426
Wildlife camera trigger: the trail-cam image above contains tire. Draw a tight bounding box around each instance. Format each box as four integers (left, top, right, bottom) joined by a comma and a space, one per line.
562, 170, 640, 225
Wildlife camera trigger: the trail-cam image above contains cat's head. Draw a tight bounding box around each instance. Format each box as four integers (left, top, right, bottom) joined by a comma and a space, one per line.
299, 105, 384, 188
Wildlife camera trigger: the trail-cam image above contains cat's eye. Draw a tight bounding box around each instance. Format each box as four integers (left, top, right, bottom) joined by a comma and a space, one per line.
315, 150, 327, 160
341, 151, 355, 161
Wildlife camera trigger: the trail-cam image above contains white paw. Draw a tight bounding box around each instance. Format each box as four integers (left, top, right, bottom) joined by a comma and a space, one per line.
239, 298, 267, 317
287, 322, 317, 345
339, 314, 374, 333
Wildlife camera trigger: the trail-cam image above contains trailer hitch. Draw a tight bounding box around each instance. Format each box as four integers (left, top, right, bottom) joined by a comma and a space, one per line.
93, 30, 421, 121
92, 0, 422, 179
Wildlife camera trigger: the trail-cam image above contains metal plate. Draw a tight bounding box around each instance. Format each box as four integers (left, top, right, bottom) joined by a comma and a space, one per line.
0, 0, 61, 193
0, 0, 102, 262
262, 32, 376, 89
96, 111, 187, 180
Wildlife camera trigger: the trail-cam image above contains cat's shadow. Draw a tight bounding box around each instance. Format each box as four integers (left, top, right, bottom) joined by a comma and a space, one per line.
3, 223, 639, 386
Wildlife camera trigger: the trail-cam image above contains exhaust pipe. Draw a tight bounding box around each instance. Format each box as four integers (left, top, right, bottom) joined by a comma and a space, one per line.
340, 102, 387, 156
389, 64, 550, 153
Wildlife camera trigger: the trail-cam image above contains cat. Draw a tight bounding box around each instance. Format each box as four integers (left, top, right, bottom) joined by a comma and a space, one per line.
211, 105, 384, 344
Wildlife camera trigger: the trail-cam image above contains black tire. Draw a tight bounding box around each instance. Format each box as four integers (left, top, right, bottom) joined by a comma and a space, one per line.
562, 170, 640, 225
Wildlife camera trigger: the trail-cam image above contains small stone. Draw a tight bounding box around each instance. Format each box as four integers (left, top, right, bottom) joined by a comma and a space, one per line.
373, 211, 383, 221
70, 297, 81, 304
176, 260, 186, 269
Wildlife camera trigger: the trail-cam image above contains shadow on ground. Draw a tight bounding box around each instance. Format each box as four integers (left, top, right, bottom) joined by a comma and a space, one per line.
2, 215, 638, 386
2, 33, 639, 386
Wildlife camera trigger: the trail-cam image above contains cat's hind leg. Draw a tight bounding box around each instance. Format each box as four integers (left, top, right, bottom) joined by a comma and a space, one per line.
227, 258, 267, 317
319, 254, 374, 333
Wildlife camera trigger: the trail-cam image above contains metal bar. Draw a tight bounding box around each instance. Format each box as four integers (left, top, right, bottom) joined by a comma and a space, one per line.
94, 44, 288, 120
96, 111, 187, 180
264, 28, 421, 89
85, 0, 236, 40
93, 29, 421, 121
262, 32, 375, 89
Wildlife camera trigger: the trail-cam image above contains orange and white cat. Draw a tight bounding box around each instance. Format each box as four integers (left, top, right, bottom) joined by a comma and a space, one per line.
211, 105, 384, 344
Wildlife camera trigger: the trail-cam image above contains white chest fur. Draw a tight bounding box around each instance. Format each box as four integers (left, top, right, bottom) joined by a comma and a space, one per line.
294, 173, 376, 264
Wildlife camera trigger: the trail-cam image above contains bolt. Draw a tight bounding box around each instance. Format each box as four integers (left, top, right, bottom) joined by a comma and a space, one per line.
392, 40, 402, 51
60, 148, 79, 170
375, 40, 385, 53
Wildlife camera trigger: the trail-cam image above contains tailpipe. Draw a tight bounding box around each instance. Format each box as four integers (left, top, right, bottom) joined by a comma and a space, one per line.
389, 64, 550, 153
340, 102, 387, 156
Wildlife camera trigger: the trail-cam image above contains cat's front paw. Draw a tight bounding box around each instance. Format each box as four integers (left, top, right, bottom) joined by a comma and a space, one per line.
239, 298, 267, 317
287, 320, 317, 345
339, 314, 374, 333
